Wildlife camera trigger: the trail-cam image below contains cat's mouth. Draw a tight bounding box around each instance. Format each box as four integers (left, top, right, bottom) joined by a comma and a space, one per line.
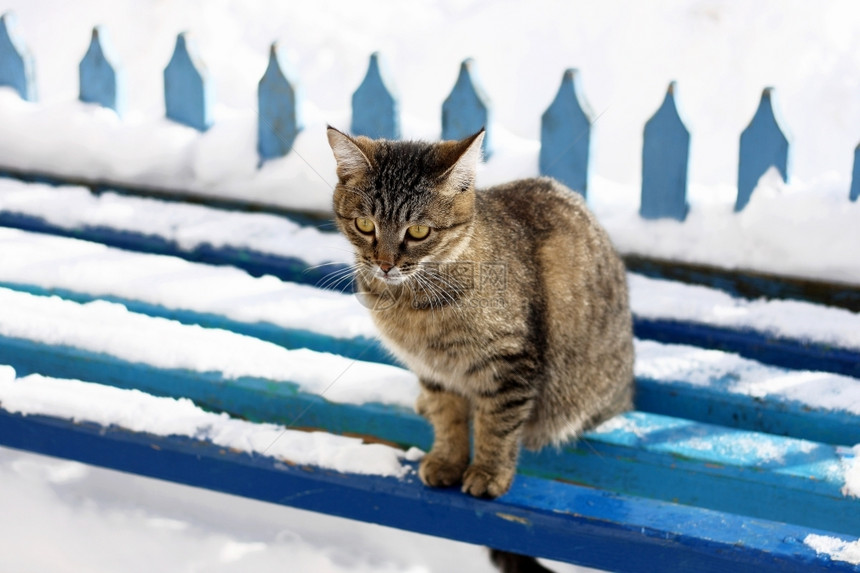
372, 265, 411, 285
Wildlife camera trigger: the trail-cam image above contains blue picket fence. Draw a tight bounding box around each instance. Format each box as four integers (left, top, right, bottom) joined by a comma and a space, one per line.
0, 13, 858, 220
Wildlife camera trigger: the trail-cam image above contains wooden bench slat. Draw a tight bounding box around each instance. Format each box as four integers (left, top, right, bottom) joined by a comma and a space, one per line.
1, 206, 857, 381
1, 334, 856, 535
0, 409, 856, 573
2, 282, 856, 448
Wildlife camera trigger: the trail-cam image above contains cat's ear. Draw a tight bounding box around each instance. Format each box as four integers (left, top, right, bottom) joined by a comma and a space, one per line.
438, 129, 484, 194
327, 126, 373, 182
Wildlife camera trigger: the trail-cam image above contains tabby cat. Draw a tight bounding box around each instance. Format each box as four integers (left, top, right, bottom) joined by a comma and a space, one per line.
327, 126, 634, 571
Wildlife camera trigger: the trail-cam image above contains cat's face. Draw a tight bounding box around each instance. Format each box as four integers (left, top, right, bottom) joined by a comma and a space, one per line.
327, 127, 483, 290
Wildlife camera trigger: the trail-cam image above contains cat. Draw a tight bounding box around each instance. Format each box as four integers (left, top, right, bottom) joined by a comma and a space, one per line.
327, 126, 634, 570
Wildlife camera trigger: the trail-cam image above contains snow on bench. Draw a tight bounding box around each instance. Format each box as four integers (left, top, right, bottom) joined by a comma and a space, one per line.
1, 180, 859, 570
0, 285, 859, 534
1, 182, 859, 379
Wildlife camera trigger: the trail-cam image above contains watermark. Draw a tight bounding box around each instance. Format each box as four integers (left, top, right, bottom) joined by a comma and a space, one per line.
353, 262, 507, 311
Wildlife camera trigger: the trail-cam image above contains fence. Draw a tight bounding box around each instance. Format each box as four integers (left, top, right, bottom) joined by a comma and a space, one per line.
1, 12, 859, 220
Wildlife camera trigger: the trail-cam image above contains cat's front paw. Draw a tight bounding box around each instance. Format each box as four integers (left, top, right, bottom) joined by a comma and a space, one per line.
418, 452, 468, 488
461, 463, 514, 498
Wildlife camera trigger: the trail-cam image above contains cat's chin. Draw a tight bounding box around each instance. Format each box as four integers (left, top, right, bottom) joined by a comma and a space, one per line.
375, 273, 410, 286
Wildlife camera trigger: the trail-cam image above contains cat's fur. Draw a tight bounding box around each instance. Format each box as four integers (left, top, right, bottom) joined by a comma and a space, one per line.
327, 126, 634, 500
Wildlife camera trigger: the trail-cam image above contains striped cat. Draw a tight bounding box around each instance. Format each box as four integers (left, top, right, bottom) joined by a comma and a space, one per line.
327, 126, 634, 571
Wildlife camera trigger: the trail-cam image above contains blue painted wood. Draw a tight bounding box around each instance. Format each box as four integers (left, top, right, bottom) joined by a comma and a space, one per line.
442, 58, 492, 158
851, 143, 860, 202
79, 26, 124, 115
351, 52, 400, 140
3, 412, 855, 573
0, 281, 390, 366
258, 42, 303, 161
641, 82, 690, 221
737, 87, 790, 211
3, 272, 860, 442
633, 317, 860, 386
164, 32, 213, 131
0, 210, 347, 288
0, 12, 35, 100
624, 254, 860, 313
3, 284, 857, 451
1, 206, 859, 383
539, 69, 592, 197
2, 334, 858, 535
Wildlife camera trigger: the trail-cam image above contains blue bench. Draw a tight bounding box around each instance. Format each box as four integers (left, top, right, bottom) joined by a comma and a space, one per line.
0, 185, 858, 572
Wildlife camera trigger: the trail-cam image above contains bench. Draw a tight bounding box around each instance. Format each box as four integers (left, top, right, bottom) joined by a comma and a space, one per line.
0, 179, 858, 572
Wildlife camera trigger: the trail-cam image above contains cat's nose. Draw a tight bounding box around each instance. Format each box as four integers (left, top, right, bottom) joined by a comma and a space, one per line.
378, 261, 394, 273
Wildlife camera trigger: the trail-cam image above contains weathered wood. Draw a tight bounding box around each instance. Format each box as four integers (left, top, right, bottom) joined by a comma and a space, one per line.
737, 87, 790, 211
442, 58, 491, 158
539, 68, 592, 197
851, 143, 859, 202
2, 333, 858, 536
79, 26, 124, 115
164, 32, 212, 131
351, 52, 399, 140
641, 82, 690, 221
4, 411, 854, 573
0, 12, 35, 101
257, 42, 303, 161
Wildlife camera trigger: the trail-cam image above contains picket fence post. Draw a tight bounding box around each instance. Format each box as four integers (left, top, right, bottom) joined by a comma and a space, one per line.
540, 68, 592, 197
351, 52, 399, 140
736, 87, 789, 211
442, 58, 492, 159
164, 32, 213, 131
258, 42, 303, 161
0, 12, 35, 101
79, 26, 124, 115
640, 82, 690, 221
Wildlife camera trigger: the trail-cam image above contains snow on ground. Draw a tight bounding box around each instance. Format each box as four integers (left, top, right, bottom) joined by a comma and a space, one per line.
0, 446, 588, 573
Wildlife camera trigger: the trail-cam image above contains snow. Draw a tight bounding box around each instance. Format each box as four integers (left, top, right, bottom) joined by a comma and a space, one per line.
0, 287, 418, 407
843, 445, 860, 498
805, 533, 860, 566
2, 224, 859, 417
634, 339, 860, 416
0, 226, 371, 340
629, 273, 860, 350
0, 370, 414, 478
591, 411, 829, 469
0, 446, 563, 573
0, 1, 858, 281
0, 1, 858, 569
0, 178, 352, 267
3, 184, 860, 351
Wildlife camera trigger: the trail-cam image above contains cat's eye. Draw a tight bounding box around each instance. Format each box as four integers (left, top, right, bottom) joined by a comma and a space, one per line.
406, 224, 430, 240
355, 218, 375, 234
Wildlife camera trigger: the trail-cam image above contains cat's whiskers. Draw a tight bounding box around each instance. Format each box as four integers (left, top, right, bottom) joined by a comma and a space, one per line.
303, 260, 351, 273
413, 267, 465, 316
317, 264, 360, 292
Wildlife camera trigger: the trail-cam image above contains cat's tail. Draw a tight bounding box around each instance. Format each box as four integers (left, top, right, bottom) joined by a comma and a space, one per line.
489, 549, 556, 573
